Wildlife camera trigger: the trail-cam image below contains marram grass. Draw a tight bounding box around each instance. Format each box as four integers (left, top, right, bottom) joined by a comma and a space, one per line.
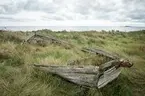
0, 30, 145, 96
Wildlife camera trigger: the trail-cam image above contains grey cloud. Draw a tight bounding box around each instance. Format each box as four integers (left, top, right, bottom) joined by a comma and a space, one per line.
0, 15, 36, 22
127, 12, 145, 22
0, 16, 14, 20
0, 0, 58, 14
0, 0, 145, 24
23, 0, 58, 13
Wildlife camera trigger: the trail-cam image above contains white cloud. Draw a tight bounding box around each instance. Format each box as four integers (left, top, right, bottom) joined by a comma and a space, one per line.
0, 0, 145, 26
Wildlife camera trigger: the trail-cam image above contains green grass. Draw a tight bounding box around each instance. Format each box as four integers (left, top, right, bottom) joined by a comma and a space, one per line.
0, 30, 145, 96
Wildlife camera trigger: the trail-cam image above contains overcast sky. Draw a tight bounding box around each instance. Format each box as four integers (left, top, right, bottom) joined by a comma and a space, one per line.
0, 0, 145, 26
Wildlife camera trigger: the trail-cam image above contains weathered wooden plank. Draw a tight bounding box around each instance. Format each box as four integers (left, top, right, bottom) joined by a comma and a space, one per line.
98, 67, 121, 88
33, 60, 122, 88
34, 64, 99, 74
25, 34, 73, 49
81, 48, 119, 59
34, 64, 99, 87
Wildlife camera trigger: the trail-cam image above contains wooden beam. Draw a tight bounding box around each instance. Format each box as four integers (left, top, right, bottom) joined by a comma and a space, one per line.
81, 48, 119, 59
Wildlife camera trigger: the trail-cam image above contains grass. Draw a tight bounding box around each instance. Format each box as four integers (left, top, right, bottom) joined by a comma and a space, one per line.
0, 30, 145, 96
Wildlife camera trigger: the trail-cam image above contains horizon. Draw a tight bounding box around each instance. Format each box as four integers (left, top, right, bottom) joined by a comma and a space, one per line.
1, 25, 145, 32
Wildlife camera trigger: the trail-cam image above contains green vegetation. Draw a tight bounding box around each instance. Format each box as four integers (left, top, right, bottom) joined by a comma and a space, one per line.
0, 30, 145, 96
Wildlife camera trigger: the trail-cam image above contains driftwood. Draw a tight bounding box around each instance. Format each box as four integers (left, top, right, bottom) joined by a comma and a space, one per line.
33, 59, 131, 88
34, 64, 100, 87
81, 47, 119, 60
24, 34, 73, 49
33, 46, 133, 88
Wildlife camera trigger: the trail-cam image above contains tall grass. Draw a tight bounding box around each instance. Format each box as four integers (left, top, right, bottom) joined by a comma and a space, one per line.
0, 30, 145, 96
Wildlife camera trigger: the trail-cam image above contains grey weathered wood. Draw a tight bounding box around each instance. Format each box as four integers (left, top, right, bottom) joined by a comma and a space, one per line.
34, 64, 99, 74
99, 60, 120, 72
33, 60, 122, 88
34, 64, 100, 87
25, 34, 73, 49
98, 66, 121, 88
81, 48, 119, 60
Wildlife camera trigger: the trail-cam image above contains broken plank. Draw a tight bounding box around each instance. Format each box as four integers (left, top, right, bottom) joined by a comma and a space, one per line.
81, 47, 119, 59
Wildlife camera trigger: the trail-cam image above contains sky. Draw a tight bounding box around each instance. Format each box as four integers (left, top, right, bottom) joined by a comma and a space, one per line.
0, 0, 145, 26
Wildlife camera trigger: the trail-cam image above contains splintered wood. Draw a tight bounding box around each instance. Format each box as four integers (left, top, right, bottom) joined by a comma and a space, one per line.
81, 48, 119, 60
34, 64, 100, 87
25, 34, 73, 49
32, 36, 132, 88
33, 59, 122, 88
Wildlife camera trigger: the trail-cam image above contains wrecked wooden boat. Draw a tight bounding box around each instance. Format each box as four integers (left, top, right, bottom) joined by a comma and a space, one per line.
24, 34, 73, 49
33, 56, 133, 88
33, 47, 133, 88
